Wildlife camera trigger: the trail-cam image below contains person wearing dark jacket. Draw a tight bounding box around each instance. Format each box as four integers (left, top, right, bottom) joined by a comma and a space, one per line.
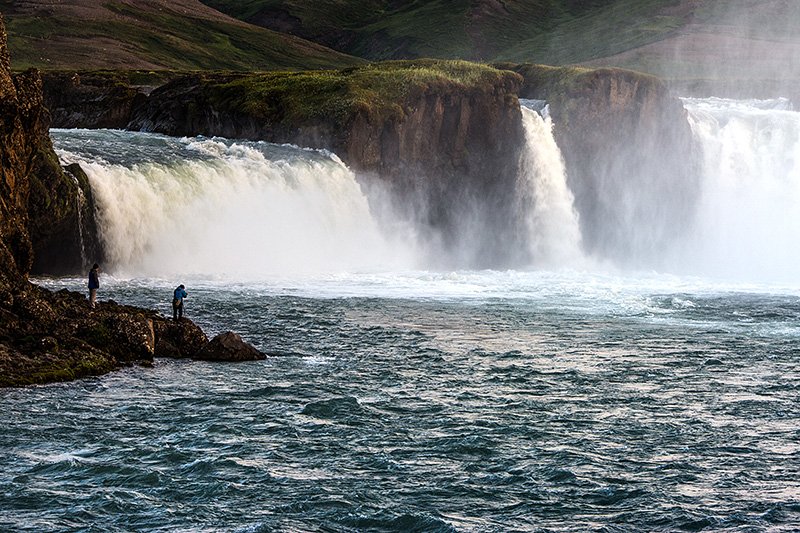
88, 263, 100, 308
172, 284, 187, 320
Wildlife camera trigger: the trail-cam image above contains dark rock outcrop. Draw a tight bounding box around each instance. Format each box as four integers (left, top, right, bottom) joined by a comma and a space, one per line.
193, 331, 266, 362
2, 287, 153, 386
505, 64, 699, 265
42, 72, 150, 129
153, 318, 209, 358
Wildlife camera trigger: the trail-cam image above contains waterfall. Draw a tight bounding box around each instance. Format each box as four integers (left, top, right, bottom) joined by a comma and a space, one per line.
53, 130, 417, 278
53, 98, 799, 283
517, 102, 584, 268
681, 97, 800, 282
65, 170, 89, 270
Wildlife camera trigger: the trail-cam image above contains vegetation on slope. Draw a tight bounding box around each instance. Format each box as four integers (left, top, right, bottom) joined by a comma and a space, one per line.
201, 59, 515, 125
199, 0, 684, 62
201, 0, 800, 87
0, 0, 362, 71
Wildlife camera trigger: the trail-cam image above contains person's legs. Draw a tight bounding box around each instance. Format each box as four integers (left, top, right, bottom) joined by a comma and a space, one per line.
90, 288, 97, 308
172, 299, 178, 320
177, 301, 183, 319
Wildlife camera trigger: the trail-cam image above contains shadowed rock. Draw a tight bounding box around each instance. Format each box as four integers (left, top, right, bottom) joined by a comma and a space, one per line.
153, 319, 209, 359
193, 332, 266, 362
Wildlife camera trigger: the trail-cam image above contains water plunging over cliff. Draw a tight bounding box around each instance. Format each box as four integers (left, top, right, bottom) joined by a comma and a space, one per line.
680, 98, 800, 282
52, 123, 587, 277
53, 130, 418, 277
517, 101, 584, 267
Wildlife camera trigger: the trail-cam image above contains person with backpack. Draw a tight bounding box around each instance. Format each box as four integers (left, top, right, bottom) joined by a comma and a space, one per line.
172, 284, 187, 320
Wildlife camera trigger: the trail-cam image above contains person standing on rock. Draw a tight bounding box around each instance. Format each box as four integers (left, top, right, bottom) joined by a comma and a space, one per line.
172, 284, 187, 321
88, 263, 100, 309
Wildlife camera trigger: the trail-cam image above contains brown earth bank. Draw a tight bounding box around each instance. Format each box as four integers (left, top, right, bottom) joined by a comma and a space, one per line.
0, 16, 264, 388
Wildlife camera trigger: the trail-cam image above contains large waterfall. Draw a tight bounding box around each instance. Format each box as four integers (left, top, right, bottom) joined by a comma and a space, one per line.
53, 130, 418, 278
680, 97, 800, 282
52, 97, 800, 282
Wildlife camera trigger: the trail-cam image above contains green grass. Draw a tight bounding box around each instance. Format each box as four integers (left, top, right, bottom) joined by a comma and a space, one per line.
207, 60, 515, 124
201, 0, 800, 86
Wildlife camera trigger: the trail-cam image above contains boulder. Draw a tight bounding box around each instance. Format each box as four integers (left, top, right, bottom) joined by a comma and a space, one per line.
193, 331, 266, 362
153, 318, 209, 358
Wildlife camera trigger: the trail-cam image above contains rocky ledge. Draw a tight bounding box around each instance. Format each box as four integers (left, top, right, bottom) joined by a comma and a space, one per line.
0, 284, 266, 388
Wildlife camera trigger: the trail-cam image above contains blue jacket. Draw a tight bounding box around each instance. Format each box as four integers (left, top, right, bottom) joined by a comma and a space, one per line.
88, 269, 99, 289
173, 287, 187, 302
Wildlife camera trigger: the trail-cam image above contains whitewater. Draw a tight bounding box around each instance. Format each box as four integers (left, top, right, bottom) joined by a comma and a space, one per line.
1, 98, 799, 532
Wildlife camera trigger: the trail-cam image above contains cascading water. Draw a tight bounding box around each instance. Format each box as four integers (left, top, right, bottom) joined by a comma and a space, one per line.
65, 170, 89, 269
517, 101, 584, 268
680, 97, 800, 282
52, 129, 418, 278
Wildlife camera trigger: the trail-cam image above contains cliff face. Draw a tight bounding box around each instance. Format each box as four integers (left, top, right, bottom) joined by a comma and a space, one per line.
0, 22, 39, 286
508, 64, 699, 265
0, 40, 102, 279
42, 72, 148, 129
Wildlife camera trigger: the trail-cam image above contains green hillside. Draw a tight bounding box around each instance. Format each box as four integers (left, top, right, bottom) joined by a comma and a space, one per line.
0, 0, 362, 71
201, 0, 800, 86
198, 0, 680, 62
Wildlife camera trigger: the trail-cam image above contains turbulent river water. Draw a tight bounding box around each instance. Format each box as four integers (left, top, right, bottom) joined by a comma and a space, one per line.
2, 98, 800, 531
5, 273, 799, 532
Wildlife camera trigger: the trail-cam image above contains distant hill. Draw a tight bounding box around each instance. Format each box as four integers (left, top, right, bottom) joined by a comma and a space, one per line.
0, 0, 362, 71
202, 0, 800, 90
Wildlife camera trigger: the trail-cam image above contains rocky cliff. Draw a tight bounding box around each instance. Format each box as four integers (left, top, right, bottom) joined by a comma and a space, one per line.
0, 41, 102, 277
42, 61, 698, 268
42, 71, 150, 129
504, 63, 699, 265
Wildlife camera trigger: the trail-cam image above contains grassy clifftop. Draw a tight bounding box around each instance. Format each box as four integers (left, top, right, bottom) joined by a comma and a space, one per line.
205, 59, 515, 125
0, 0, 362, 70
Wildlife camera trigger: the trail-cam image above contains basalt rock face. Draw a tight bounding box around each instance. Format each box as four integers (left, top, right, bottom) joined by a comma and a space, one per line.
127, 67, 527, 267
42, 72, 148, 129
506, 64, 700, 265
0, 29, 101, 278
0, 21, 35, 289
373, 79, 527, 267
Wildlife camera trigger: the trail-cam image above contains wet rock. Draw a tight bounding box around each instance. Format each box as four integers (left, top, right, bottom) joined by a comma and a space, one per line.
153, 318, 209, 358
193, 331, 266, 362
